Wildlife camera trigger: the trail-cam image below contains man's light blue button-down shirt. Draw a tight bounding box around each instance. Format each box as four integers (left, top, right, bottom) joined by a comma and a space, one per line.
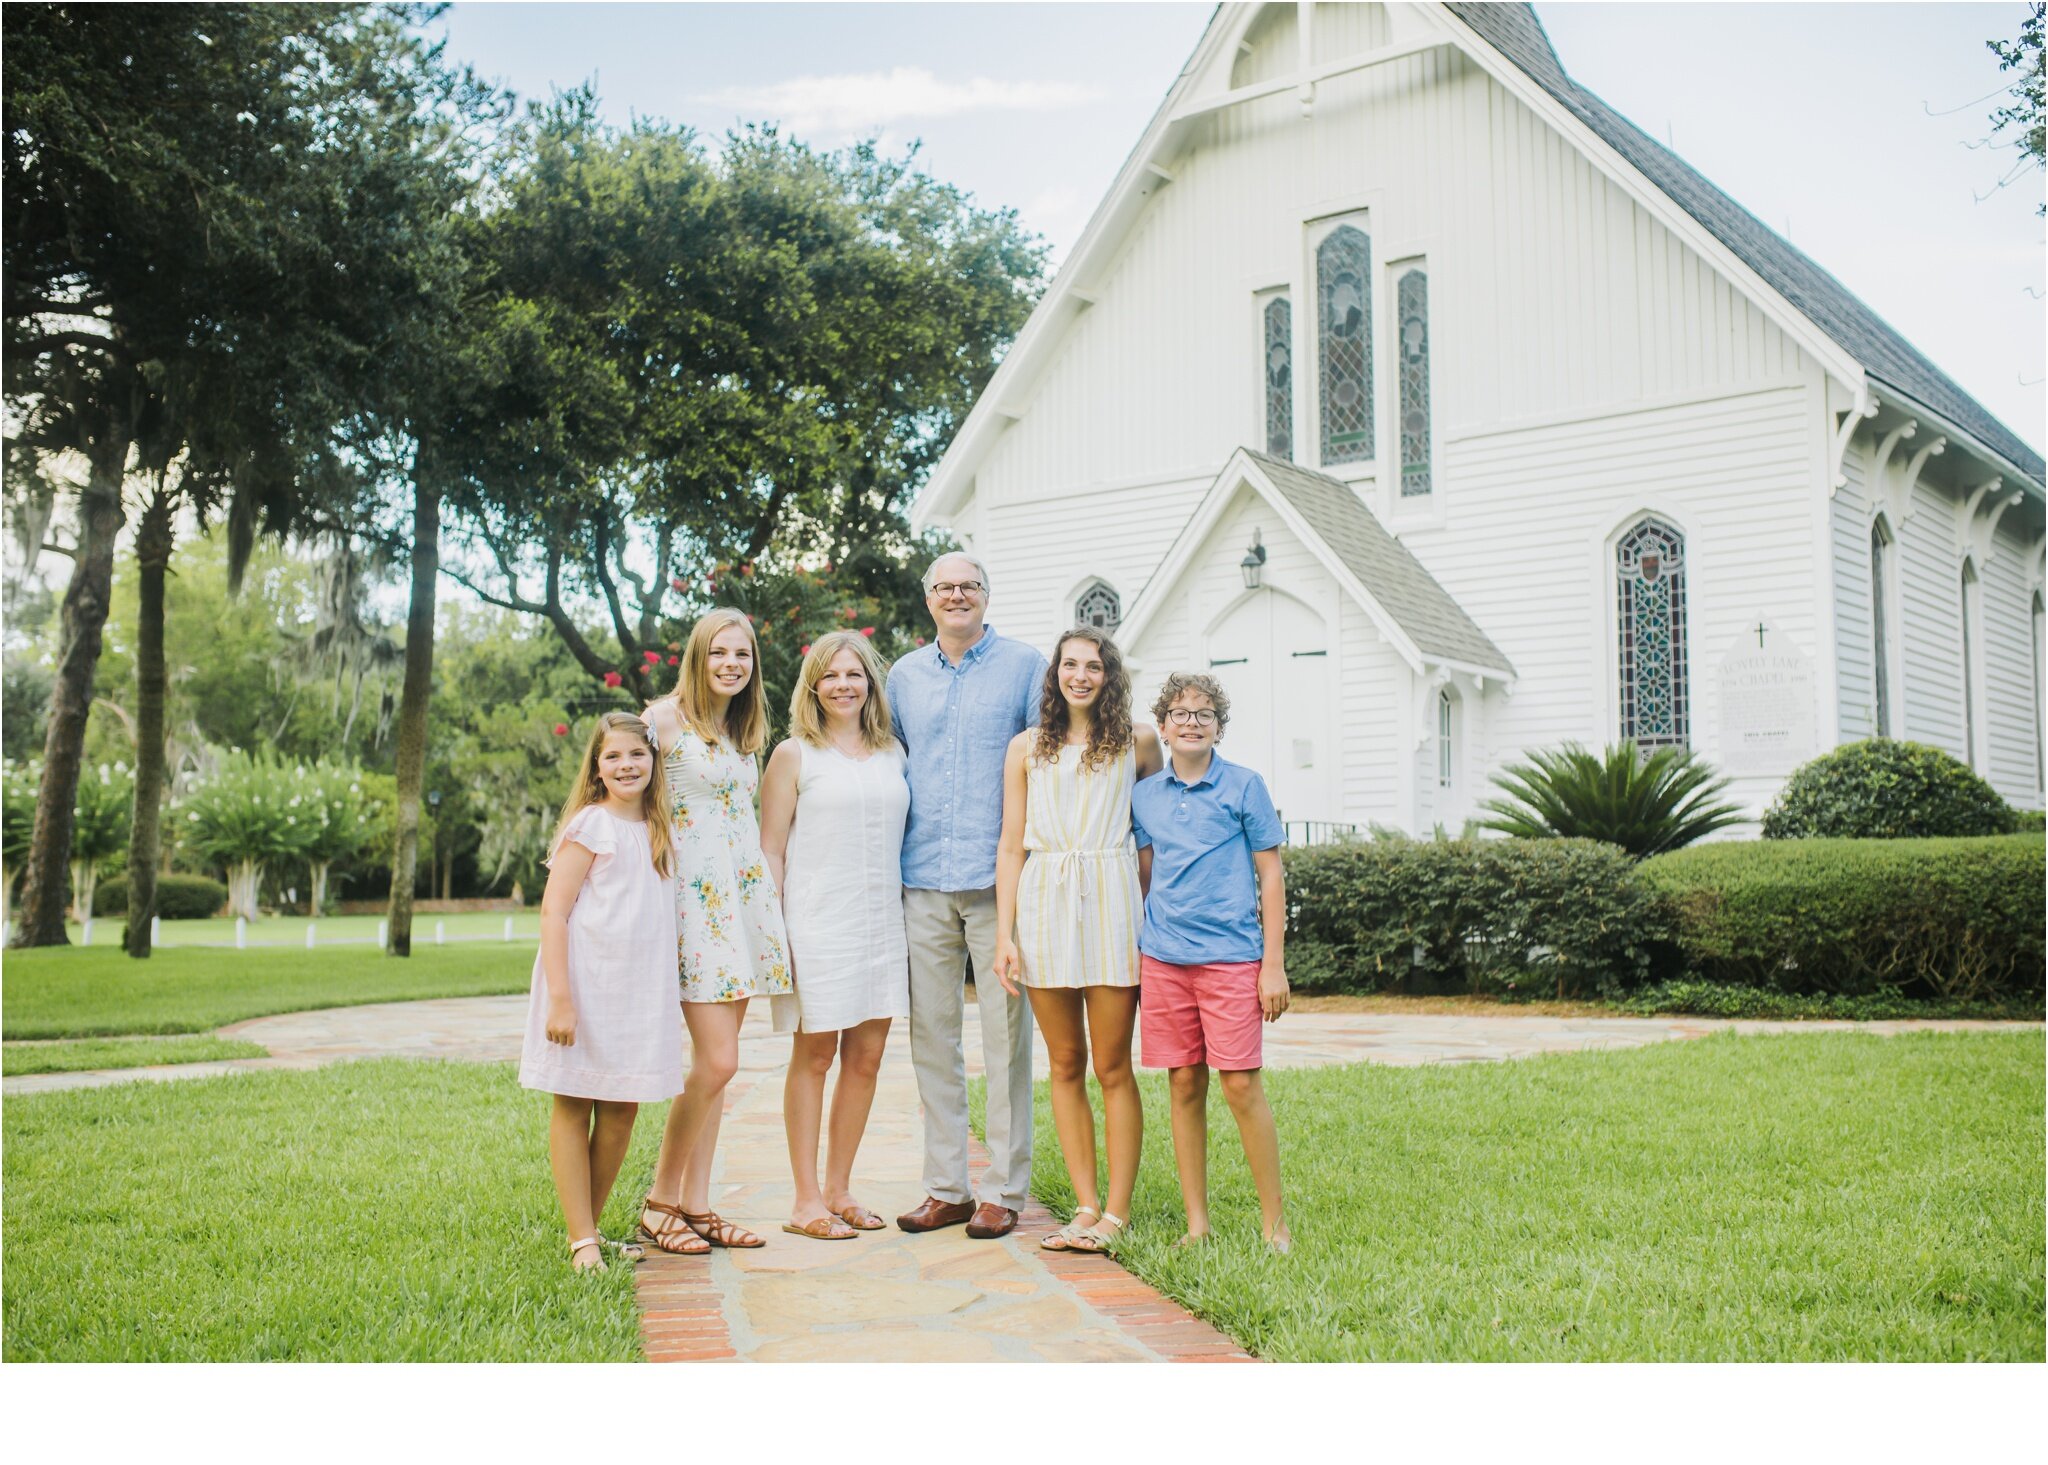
889, 624, 1045, 892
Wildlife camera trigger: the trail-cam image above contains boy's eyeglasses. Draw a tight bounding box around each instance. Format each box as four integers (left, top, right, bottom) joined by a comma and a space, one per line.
1164, 709, 1219, 727
927, 580, 985, 597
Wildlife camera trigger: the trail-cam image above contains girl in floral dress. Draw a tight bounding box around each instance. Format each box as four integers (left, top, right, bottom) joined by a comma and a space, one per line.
637, 608, 796, 1256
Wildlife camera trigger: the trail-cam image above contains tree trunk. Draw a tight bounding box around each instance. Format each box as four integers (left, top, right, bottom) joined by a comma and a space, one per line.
386, 468, 440, 956
124, 492, 175, 958
12, 434, 130, 948
310, 860, 329, 918
69, 860, 98, 924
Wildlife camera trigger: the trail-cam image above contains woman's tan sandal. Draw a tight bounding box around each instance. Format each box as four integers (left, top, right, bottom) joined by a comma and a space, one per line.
1039, 1205, 1102, 1252
832, 1202, 885, 1231
638, 1197, 712, 1256
782, 1215, 858, 1241
1067, 1212, 1127, 1254
680, 1207, 766, 1249
569, 1235, 607, 1272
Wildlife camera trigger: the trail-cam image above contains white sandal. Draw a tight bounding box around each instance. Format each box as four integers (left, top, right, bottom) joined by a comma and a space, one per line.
1067, 1212, 1127, 1254
1040, 1205, 1102, 1251
569, 1234, 607, 1273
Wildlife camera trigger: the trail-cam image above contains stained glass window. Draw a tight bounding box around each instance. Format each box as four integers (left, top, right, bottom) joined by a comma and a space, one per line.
1870, 521, 1891, 734
1397, 268, 1431, 496
1075, 581, 1120, 632
1961, 561, 1981, 768
1263, 295, 1292, 460
1317, 225, 1372, 465
1616, 519, 1689, 750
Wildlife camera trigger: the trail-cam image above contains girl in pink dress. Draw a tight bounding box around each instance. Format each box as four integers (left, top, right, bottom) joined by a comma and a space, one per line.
519, 712, 687, 1273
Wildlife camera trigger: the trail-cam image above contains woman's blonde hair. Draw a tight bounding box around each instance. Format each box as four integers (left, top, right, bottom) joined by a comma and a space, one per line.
787, 631, 896, 751
549, 712, 675, 878
671, 607, 769, 755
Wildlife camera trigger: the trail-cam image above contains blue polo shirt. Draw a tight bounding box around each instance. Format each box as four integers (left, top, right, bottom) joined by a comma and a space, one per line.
888, 624, 1046, 892
1130, 751, 1284, 966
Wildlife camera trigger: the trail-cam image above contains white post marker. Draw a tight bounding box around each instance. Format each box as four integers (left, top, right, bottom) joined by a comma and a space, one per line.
151, 915, 161, 944
503, 916, 515, 942
377, 919, 389, 949
435, 920, 446, 946
306, 923, 317, 950
236, 916, 247, 950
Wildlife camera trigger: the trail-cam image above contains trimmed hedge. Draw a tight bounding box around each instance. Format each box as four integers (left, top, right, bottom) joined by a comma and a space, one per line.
1761, 739, 2017, 839
91, 874, 228, 921
1282, 838, 1666, 997
1638, 834, 2045, 1002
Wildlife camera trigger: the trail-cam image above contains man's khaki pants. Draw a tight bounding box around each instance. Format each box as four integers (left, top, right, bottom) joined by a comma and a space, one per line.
903, 886, 1034, 1210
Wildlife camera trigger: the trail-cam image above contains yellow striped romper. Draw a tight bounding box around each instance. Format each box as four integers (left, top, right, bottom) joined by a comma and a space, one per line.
1014, 743, 1140, 989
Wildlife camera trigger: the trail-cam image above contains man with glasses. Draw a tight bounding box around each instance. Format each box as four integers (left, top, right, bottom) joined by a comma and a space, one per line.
887, 552, 1047, 1238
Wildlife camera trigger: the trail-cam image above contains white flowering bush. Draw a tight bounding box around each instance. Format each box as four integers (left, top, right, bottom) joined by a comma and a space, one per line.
287, 761, 375, 914
177, 751, 298, 920
68, 761, 133, 921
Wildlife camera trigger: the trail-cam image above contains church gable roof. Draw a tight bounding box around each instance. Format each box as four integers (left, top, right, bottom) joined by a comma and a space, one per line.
1241, 450, 1515, 676
1446, 3, 2043, 485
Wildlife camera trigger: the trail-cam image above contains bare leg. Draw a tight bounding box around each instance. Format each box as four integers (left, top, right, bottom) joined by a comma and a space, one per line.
548, 1095, 602, 1269
587, 1100, 640, 1227
784, 1028, 839, 1226
1027, 987, 1100, 1217
677, 999, 748, 1214
1082, 986, 1142, 1223
823, 1018, 891, 1213
1167, 1065, 1211, 1242
645, 999, 746, 1232
1218, 1068, 1288, 1251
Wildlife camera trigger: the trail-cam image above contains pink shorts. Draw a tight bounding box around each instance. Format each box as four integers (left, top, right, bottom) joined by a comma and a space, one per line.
1139, 956, 1263, 1072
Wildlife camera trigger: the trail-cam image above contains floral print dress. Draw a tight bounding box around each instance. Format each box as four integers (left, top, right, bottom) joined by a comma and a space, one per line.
663, 728, 799, 1033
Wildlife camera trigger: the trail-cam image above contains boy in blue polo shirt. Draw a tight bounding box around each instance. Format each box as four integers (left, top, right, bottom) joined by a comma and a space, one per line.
1131, 671, 1290, 1253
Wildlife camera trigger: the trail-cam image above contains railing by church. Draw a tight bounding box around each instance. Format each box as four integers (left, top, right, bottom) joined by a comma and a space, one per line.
1283, 819, 1360, 847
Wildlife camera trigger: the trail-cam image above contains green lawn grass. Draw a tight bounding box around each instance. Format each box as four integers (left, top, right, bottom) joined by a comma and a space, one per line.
1004, 1032, 2046, 1361
3, 1060, 655, 1361
2, 944, 533, 1039
47, 912, 540, 948
3, 1035, 268, 1076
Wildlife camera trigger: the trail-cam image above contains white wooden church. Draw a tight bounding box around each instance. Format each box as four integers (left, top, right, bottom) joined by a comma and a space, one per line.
911, 1, 2047, 833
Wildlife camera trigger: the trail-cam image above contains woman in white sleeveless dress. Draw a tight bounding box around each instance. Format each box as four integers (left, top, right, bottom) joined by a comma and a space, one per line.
759, 631, 911, 1240
993, 628, 1161, 1253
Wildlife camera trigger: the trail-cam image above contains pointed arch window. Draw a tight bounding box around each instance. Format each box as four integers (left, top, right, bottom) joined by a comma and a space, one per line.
1262, 294, 1293, 461
1396, 266, 1431, 496
1616, 518, 1689, 750
1437, 687, 1454, 788
1870, 519, 1893, 735
1316, 224, 1373, 466
1961, 559, 1983, 768
1075, 580, 1121, 632
2031, 589, 2044, 791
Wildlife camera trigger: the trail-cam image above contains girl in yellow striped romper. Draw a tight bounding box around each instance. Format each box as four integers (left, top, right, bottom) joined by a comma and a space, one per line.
993, 628, 1162, 1253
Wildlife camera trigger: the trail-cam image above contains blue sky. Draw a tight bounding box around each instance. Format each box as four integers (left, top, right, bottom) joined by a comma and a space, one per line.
436, 1, 2045, 451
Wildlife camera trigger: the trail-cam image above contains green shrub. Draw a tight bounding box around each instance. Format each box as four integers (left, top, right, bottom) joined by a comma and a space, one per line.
1639, 835, 2044, 1002
1616, 980, 2043, 1022
93, 874, 228, 921
2012, 807, 2046, 834
1283, 838, 1666, 996
1761, 739, 2017, 839
1478, 742, 1747, 857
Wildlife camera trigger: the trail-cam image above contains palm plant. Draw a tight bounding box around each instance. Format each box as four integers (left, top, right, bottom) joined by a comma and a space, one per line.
1478, 741, 1746, 858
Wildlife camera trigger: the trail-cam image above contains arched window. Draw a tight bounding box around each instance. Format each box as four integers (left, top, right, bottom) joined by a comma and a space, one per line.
1870, 519, 1893, 735
1316, 224, 1373, 466
1437, 687, 1454, 789
1075, 581, 1120, 632
1396, 266, 1431, 496
1616, 518, 1689, 751
2032, 589, 2044, 792
1961, 559, 1983, 768
1263, 295, 1293, 460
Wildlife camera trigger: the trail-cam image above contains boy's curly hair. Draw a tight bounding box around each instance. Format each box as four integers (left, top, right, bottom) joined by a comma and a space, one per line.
1150, 671, 1231, 734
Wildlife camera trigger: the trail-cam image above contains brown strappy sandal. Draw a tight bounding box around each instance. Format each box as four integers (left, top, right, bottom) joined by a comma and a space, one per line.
679, 1207, 765, 1249
638, 1196, 712, 1256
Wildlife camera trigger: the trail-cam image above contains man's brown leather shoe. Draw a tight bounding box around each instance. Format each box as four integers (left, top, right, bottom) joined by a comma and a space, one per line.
965, 1202, 1019, 1239
896, 1196, 976, 1233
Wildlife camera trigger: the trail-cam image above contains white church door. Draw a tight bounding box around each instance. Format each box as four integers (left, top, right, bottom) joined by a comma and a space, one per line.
1206, 588, 1332, 823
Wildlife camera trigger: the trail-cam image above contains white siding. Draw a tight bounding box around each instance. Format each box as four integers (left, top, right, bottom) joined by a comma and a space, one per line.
1831, 440, 1875, 740
1984, 515, 2045, 806
1898, 475, 1966, 755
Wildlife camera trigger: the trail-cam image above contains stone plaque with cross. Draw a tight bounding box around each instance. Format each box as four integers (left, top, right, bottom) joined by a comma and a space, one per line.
1715, 620, 1816, 776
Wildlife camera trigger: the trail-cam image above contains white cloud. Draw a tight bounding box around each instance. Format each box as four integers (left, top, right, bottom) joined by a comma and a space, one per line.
698, 67, 1100, 137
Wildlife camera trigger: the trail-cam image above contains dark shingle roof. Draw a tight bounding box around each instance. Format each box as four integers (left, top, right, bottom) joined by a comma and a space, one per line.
1243, 449, 1516, 675
1445, 2, 2043, 485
